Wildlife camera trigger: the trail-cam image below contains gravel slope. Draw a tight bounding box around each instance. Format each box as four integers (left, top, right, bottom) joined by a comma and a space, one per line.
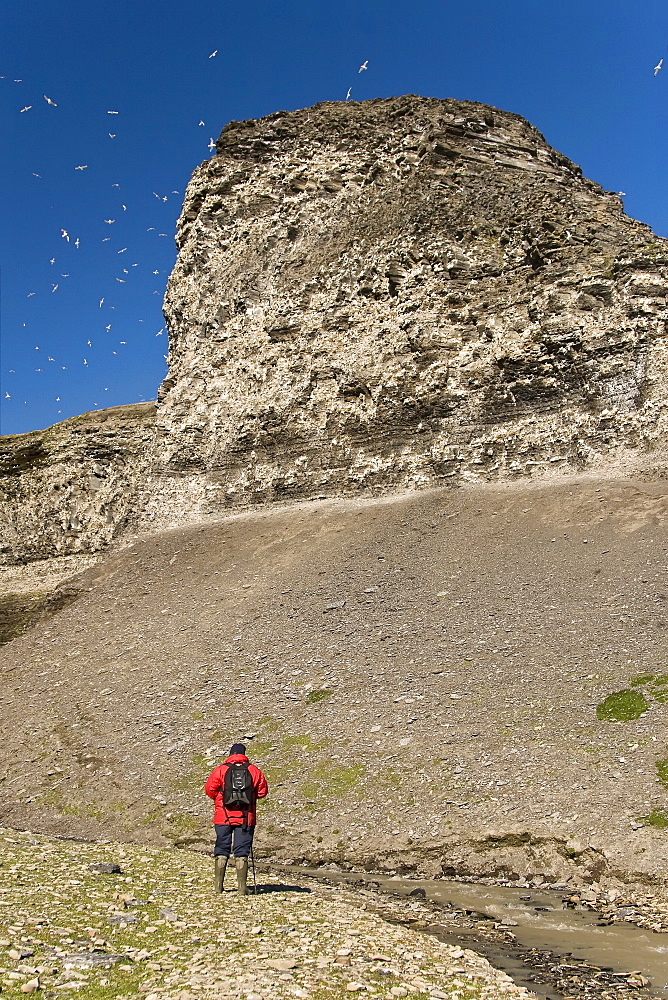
2, 474, 668, 882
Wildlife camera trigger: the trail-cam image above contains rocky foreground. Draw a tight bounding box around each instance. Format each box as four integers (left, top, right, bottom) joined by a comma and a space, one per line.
0, 828, 530, 1000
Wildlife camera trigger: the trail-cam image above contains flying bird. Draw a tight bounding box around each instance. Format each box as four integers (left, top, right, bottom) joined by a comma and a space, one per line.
99, 298, 104, 307
198, 120, 205, 126
51, 284, 58, 292
74, 164, 88, 170
4, 393, 10, 399
60, 228, 69, 241
104, 219, 115, 224
112, 183, 120, 187
105, 324, 112, 331
19, 105, 31, 112
27, 292, 35, 297
358, 60, 368, 72
32, 172, 41, 177
50, 258, 55, 264
118, 247, 127, 253
208, 138, 215, 151
209, 49, 218, 58
43, 94, 57, 105
346, 88, 352, 101
655, 58, 664, 76
108, 133, 116, 138
116, 278, 126, 283
87, 340, 92, 347
107, 110, 119, 114
74, 238, 80, 248
121, 204, 126, 210
83, 358, 88, 365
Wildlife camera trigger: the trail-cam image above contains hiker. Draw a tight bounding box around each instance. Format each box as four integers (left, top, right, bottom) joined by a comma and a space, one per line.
204, 742, 268, 895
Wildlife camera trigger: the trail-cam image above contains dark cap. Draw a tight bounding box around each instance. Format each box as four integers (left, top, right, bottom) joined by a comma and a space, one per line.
229, 743, 246, 756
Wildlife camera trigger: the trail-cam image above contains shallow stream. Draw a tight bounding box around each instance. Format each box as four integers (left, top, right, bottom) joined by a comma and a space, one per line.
294, 867, 668, 999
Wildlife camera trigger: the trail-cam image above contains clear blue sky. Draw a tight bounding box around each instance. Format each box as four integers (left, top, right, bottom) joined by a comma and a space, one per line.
1, 0, 666, 435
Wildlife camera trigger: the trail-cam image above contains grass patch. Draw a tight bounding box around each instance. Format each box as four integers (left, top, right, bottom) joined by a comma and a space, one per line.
306, 689, 332, 704
630, 673, 656, 687
639, 809, 668, 829
656, 759, 668, 787
596, 689, 648, 722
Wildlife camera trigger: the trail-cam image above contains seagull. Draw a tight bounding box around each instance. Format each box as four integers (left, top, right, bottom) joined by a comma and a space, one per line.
147, 227, 155, 231
74, 164, 88, 170
618, 190, 626, 196
48, 356, 54, 361
60, 228, 69, 241
32, 172, 41, 177
655, 58, 664, 76
116, 278, 126, 283
87, 340, 92, 347
27, 292, 35, 297
74, 238, 80, 248
112, 183, 120, 187
19, 105, 31, 112
43, 94, 57, 105
83, 358, 88, 365
99, 298, 104, 307
198, 120, 205, 126
102, 237, 110, 242
358, 60, 368, 72
208, 137, 216, 151
4, 392, 10, 399
162, 195, 168, 201
118, 247, 127, 253
156, 328, 164, 336
50, 258, 55, 264
105, 324, 112, 331
104, 219, 115, 224
107, 110, 119, 114
121, 204, 126, 210
153, 269, 160, 274
346, 88, 352, 101
209, 49, 218, 58
108, 132, 116, 138
51, 283, 58, 292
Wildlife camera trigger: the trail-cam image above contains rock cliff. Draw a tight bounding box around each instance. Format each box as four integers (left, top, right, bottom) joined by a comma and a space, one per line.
3, 94, 668, 565
159, 94, 668, 500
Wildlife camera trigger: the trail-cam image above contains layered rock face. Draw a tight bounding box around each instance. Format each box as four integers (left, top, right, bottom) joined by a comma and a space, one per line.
3, 94, 668, 566
159, 94, 668, 500
0, 404, 154, 564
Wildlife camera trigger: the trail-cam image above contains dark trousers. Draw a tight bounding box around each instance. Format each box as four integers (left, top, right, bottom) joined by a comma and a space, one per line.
214, 824, 255, 858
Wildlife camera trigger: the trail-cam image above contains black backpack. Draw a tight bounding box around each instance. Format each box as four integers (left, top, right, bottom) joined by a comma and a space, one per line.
223, 762, 255, 827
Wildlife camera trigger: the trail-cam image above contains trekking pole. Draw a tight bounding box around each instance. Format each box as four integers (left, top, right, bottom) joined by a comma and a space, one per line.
250, 843, 257, 895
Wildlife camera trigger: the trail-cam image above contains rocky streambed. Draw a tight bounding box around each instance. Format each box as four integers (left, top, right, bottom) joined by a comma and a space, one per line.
4, 825, 668, 1000
287, 867, 668, 1000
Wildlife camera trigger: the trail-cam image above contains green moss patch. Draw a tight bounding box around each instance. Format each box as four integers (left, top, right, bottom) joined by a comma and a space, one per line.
630, 673, 656, 687
596, 689, 648, 722
639, 809, 668, 829
306, 688, 332, 704
656, 759, 668, 787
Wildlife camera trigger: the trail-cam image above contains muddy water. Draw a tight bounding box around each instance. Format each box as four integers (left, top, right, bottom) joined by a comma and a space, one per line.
296, 868, 668, 998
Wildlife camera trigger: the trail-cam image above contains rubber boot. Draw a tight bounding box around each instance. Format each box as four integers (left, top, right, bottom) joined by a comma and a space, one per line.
214, 855, 228, 893
235, 856, 249, 895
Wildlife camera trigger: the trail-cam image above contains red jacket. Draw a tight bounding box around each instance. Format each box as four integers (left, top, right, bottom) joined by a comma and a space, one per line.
204, 754, 268, 826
